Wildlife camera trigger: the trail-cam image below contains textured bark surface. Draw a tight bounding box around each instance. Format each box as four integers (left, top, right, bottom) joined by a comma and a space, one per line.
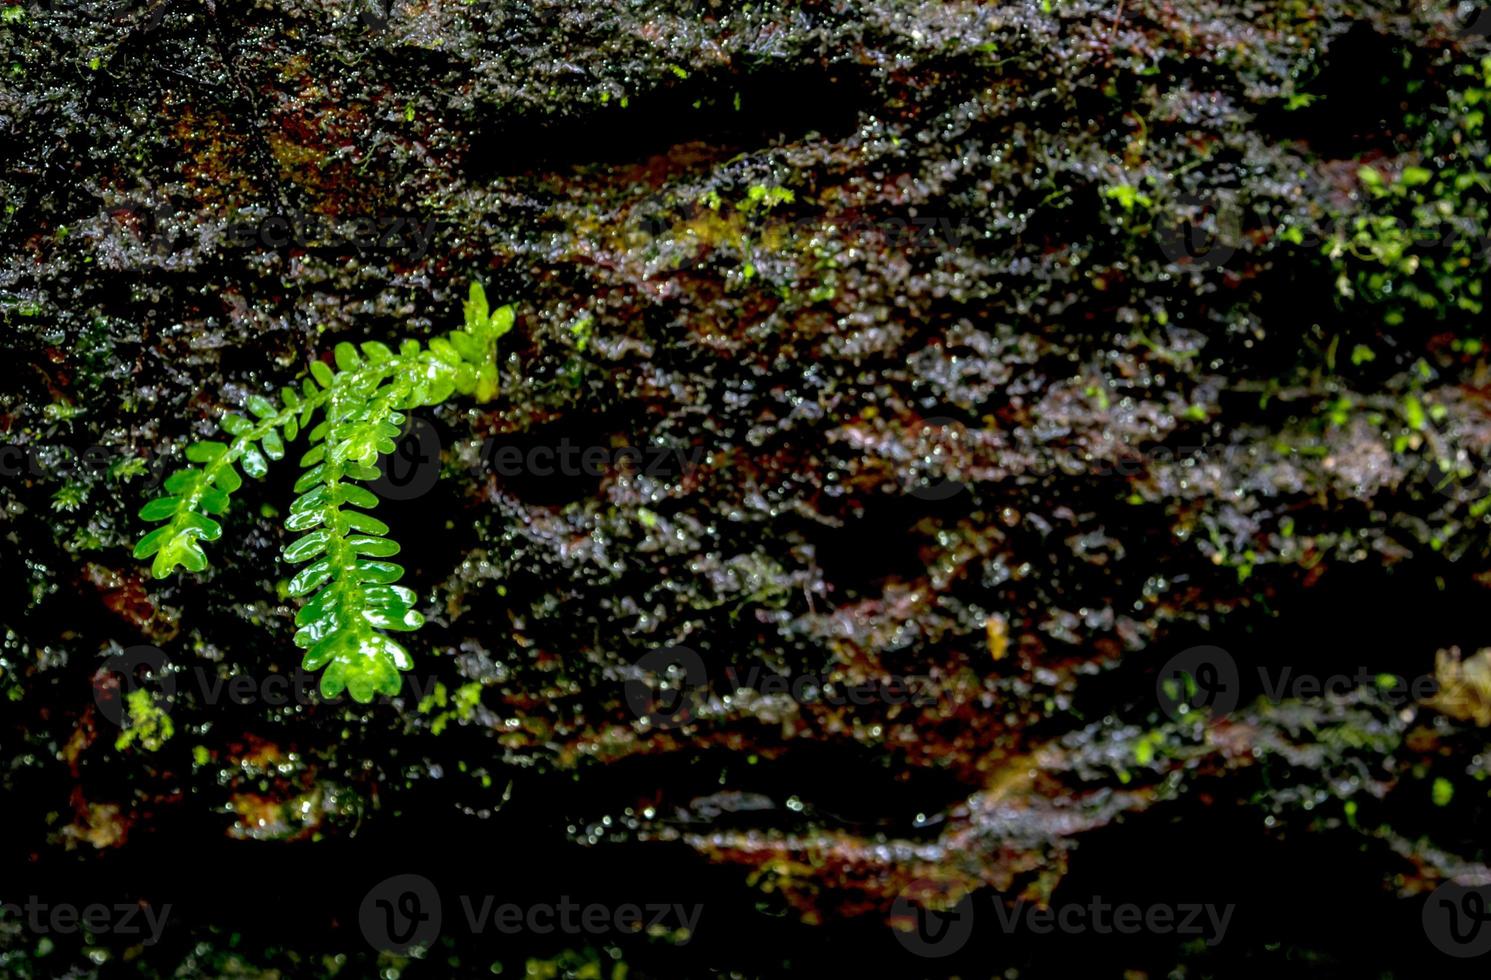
3, 1, 1491, 975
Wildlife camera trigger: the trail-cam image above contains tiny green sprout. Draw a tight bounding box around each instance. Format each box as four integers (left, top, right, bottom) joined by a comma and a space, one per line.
1103, 183, 1152, 213
1402, 394, 1427, 431
134, 284, 514, 702
115, 688, 174, 752
51, 483, 85, 512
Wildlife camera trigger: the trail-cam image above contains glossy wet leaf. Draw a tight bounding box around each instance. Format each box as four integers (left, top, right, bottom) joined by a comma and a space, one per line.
285, 530, 331, 562
138, 496, 181, 521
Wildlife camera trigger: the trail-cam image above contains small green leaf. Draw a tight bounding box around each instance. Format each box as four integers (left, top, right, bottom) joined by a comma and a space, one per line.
363, 584, 417, 610
285, 508, 325, 531
448, 332, 482, 362
164, 469, 202, 494
354, 559, 404, 583
475, 364, 498, 402
185, 441, 227, 463
242, 445, 269, 479
133, 525, 175, 558
1401, 166, 1433, 186
294, 464, 328, 493
291, 485, 331, 514
153, 536, 209, 576
346, 535, 400, 557
361, 341, 394, 362
363, 606, 424, 631
284, 530, 332, 562
221, 414, 253, 436
491, 305, 514, 338
178, 512, 223, 540
138, 496, 181, 521
465, 281, 489, 327
295, 585, 342, 625
341, 511, 390, 535
1404, 395, 1427, 431
287, 558, 334, 597
334, 342, 362, 372
199, 487, 231, 514
336, 484, 379, 509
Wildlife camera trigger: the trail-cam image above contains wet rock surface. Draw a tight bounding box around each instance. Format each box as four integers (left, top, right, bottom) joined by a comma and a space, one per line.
3, 0, 1491, 975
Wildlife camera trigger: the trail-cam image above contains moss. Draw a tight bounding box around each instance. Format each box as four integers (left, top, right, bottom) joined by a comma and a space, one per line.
113, 687, 173, 752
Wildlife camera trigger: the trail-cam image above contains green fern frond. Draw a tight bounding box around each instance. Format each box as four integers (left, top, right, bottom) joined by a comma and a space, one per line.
133, 283, 515, 702
134, 387, 308, 577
